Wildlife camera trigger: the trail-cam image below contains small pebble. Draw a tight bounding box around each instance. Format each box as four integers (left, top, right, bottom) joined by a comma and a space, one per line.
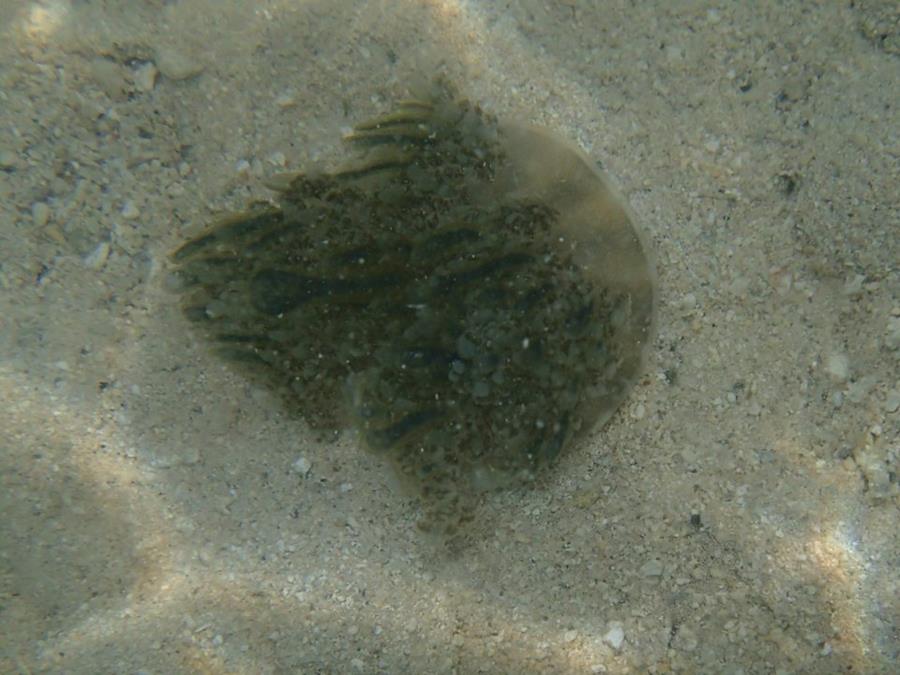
640, 559, 663, 577
133, 61, 158, 92
0, 149, 16, 170
84, 241, 111, 270
886, 317, 900, 350
603, 622, 625, 650
155, 46, 204, 80
563, 629, 578, 643
831, 391, 844, 409
825, 352, 850, 383
292, 456, 311, 477
32, 202, 51, 227
121, 200, 140, 219
885, 389, 900, 413
843, 273, 865, 297
268, 151, 287, 167
275, 92, 297, 108
847, 375, 877, 404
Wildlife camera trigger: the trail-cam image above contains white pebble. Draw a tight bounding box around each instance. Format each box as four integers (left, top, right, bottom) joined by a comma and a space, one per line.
563, 629, 578, 643
831, 391, 843, 409
292, 456, 311, 477
843, 273, 865, 297
640, 559, 663, 576
885, 389, 900, 413
121, 200, 140, 219
825, 353, 850, 383
603, 622, 625, 650
155, 46, 203, 80
84, 241, 111, 270
268, 151, 286, 167
886, 317, 900, 351
133, 61, 158, 92
847, 375, 877, 404
275, 92, 296, 108
32, 201, 50, 227
0, 149, 17, 169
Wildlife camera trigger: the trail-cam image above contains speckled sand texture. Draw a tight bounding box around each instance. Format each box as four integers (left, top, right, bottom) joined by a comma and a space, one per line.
1, 1, 898, 674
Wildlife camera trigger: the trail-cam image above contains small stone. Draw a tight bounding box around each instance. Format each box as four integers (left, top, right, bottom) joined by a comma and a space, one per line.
886, 317, 900, 351
275, 92, 296, 108
292, 456, 311, 477
121, 200, 140, 219
0, 149, 16, 170
885, 389, 900, 413
84, 241, 111, 270
268, 151, 287, 167
155, 46, 204, 80
843, 273, 865, 297
133, 62, 158, 92
211, 634, 223, 646
674, 626, 698, 651
831, 391, 844, 408
563, 629, 578, 643
32, 202, 51, 227
603, 622, 625, 650
640, 559, 663, 577
631, 402, 646, 419
235, 159, 251, 175
847, 375, 877, 404
825, 352, 850, 383
857, 448, 890, 495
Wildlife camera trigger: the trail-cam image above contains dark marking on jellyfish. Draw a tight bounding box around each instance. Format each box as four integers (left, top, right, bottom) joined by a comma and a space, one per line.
434, 252, 533, 294
415, 227, 482, 261
172, 209, 285, 261
250, 269, 410, 315
399, 347, 457, 369
565, 299, 595, 336
366, 408, 443, 451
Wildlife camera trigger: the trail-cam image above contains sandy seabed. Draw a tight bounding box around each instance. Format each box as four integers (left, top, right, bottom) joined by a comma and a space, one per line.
1, 1, 898, 673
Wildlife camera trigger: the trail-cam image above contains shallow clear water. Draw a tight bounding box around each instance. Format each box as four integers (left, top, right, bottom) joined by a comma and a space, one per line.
1, 2, 897, 673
